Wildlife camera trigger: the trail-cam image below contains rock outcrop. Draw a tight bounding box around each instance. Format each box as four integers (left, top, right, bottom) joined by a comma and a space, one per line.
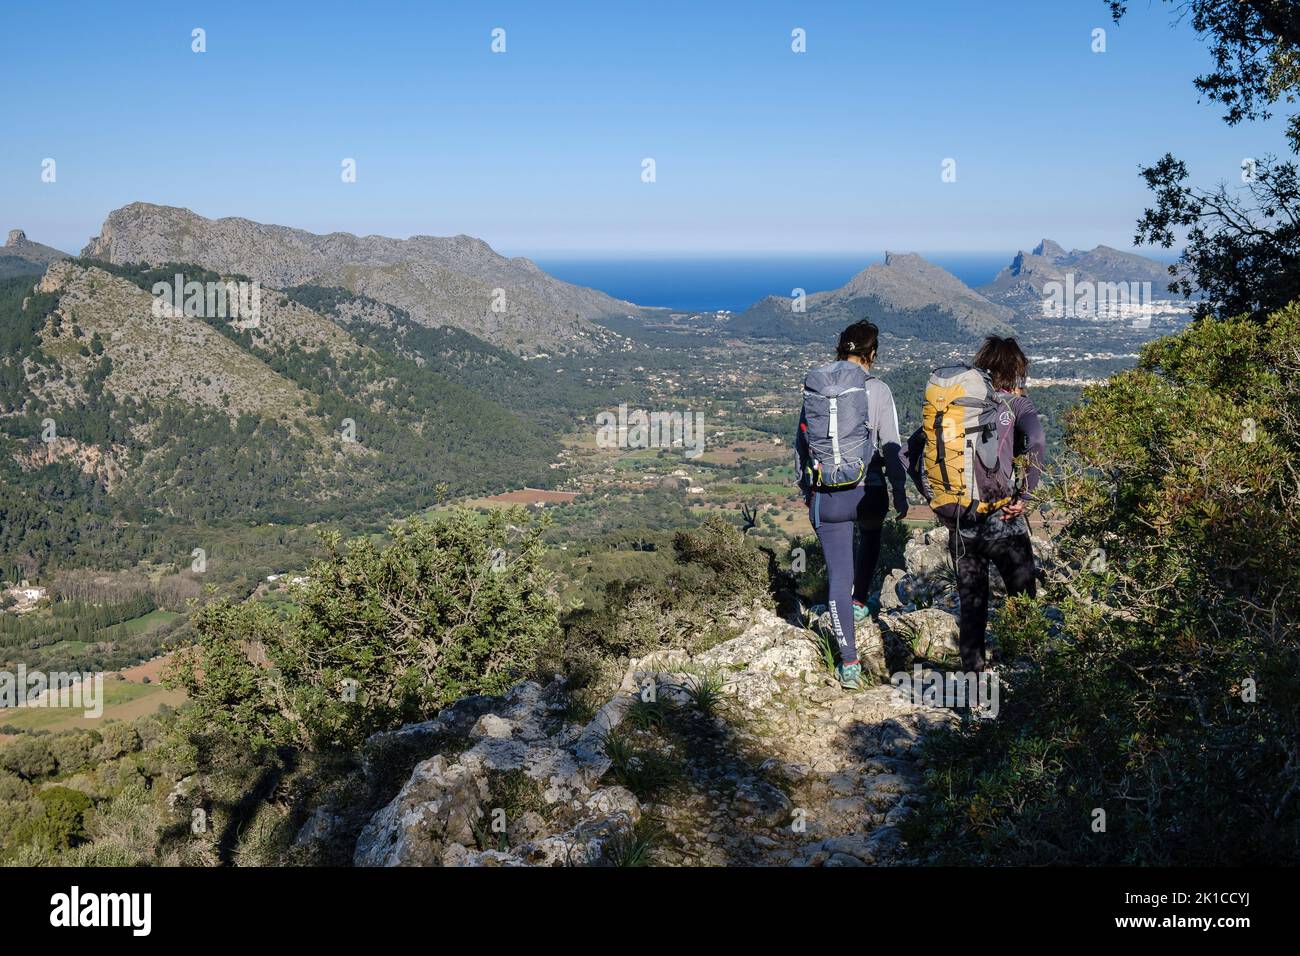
349, 680, 640, 867
13, 436, 127, 491
875, 525, 1057, 665
334, 527, 1023, 867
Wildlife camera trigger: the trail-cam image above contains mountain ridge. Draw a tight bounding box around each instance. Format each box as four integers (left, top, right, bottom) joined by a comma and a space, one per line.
81, 203, 641, 354
980, 238, 1183, 312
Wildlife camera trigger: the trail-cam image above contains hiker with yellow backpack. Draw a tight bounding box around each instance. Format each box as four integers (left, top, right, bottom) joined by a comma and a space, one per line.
905, 336, 1046, 673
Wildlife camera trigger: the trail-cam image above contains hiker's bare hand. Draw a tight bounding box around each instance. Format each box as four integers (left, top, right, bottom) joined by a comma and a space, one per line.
1000, 500, 1026, 521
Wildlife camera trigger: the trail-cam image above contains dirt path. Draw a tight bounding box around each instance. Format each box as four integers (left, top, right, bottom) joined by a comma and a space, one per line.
620, 607, 956, 866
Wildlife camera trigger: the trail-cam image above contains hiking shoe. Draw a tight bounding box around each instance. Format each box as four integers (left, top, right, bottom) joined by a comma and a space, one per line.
852, 600, 871, 623
836, 661, 863, 690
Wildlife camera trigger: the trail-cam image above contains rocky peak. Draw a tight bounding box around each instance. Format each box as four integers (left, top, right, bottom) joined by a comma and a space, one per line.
1007, 248, 1058, 277
1031, 239, 1067, 259
6, 229, 28, 246
882, 250, 929, 271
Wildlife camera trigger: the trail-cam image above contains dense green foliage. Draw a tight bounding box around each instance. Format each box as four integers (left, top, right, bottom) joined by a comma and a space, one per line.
897, 2, 1296, 864
10, 786, 94, 850
169, 509, 561, 754
0, 504, 777, 867
0, 711, 202, 866
906, 302, 1300, 863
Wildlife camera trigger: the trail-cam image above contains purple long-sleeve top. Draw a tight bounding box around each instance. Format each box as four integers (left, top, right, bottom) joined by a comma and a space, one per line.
1005, 392, 1046, 497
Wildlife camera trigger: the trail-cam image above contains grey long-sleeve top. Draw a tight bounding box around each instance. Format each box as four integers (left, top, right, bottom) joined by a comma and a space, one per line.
863, 377, 909, 509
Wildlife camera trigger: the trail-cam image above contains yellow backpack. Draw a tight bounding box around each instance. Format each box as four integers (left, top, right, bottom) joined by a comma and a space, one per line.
914, 364, 1017, 523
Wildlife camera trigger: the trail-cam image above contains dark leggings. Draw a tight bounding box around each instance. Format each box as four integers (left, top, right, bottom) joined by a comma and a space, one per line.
810, 484, 889, 662
947, 523, 1037, 671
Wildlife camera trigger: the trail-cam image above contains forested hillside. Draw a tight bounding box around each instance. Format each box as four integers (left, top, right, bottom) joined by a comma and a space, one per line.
0, 261, 601, 580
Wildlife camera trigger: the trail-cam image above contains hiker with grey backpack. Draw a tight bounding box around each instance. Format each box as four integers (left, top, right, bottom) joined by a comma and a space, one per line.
795, 320, 908, 689
905, 336, 1046, 672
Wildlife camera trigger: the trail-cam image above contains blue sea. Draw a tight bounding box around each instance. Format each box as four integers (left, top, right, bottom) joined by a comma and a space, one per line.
528, 253, 1014, 312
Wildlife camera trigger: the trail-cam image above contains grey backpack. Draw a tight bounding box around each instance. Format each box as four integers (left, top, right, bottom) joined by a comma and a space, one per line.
797, 360, 873, 490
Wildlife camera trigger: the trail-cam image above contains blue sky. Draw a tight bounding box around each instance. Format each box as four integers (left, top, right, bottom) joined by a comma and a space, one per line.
1, 0, 1291, 256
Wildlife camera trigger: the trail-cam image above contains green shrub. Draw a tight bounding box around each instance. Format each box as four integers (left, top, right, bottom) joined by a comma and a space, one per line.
134, 715, 166, 750
670, 514, 771, 602
49, 731, 97, 776
0, 796, 36, 856
990, 594, 1051, 662
171, 509, 560, 752
0, 771, 30, 802
60, 781, 210, 867
0, 736, 56, 782
165, 599, 291, 755
11, 786, 93, 851
94, 722, 142, 762
541, 513, 772, 714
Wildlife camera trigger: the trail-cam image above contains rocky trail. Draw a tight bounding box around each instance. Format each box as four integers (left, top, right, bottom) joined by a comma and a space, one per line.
306, 528, 1033, 867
